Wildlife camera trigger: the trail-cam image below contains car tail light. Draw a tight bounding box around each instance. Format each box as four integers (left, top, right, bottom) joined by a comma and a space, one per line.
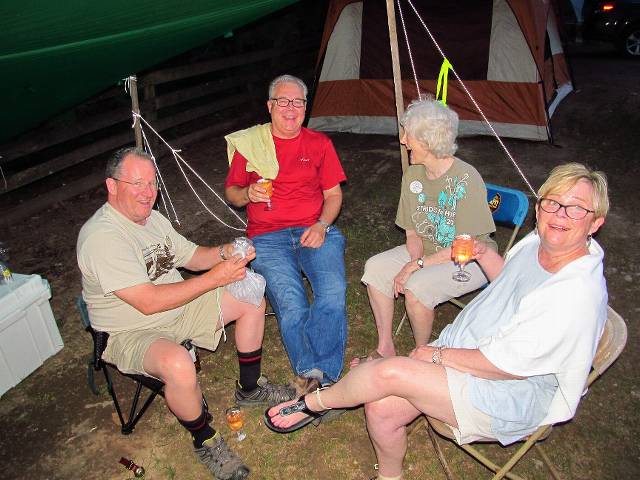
601, 2, 616, 12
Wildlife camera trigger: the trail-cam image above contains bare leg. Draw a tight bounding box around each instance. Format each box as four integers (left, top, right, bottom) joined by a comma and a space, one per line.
220, 290, 266, 352
267, 357, 456, 433
143, 339, 202, 420
368, 285, 397, 357
142, 292, 266, 420
366, 396, 422, 478
404, 290, 435, 347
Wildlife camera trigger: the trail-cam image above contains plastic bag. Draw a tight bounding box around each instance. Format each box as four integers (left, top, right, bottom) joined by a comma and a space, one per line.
230, 237, 253, 259
225, 237, 266, 307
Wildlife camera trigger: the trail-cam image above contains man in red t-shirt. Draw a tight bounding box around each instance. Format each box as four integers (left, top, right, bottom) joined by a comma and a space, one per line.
225, 75, 347, 387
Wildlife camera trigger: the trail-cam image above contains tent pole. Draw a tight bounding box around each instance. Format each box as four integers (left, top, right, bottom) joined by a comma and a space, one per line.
385, 0, 409, 172
129, 76, 143, 149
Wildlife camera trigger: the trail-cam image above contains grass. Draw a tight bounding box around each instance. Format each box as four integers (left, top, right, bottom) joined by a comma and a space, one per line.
148, 145, 574, 479
2, 132, 634, 479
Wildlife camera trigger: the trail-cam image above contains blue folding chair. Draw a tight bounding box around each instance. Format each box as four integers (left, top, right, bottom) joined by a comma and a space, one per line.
446, 183, 529, 311
396, 183, 530, 333
485, 183, 530, 257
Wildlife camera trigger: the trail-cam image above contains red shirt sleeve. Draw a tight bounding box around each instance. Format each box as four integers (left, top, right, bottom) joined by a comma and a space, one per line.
318, 136, 346, 191
225, 151, 253, 188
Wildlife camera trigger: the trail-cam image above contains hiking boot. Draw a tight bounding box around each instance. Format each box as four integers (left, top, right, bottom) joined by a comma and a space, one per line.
194, 432, 250, 480
235, 375, 297, 407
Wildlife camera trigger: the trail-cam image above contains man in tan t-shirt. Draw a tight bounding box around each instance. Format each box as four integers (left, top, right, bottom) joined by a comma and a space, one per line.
77, 147, 296, 480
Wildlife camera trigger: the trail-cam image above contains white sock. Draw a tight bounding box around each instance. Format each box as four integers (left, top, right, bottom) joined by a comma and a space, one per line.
377, 475, 402, 480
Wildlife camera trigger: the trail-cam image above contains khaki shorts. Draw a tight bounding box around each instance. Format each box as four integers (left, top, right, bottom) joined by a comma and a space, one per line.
361, 245, 487, 309
102, 288, 225, 377
445, 367, 494, 444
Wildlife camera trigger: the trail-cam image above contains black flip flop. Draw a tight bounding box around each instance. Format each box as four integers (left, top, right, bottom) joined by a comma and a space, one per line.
263, 397, 327, 433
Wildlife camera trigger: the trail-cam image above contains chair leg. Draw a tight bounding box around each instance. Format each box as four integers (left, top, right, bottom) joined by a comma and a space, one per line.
491, 425, 551, 480
534, 444, 562, 480
502, 226, 521, 258
459, 444, 525, 480
103, 365, 161, 435
406, 415, 427, 437
103, 366, 127, 431
394, 311, 407, 337
427, 424, 458, 480
121, 382, 161, 435
448, 298, 467, 309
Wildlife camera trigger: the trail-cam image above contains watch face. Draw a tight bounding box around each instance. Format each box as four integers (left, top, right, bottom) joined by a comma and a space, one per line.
417, 258, 424, 268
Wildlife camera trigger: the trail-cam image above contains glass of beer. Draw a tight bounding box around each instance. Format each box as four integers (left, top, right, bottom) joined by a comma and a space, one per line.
257, 178, 274, 211
451, 234, 474, 282
225, 406, 247, 441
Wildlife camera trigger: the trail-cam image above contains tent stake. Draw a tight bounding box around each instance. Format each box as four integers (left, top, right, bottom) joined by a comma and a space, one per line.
385, 0, 409, 172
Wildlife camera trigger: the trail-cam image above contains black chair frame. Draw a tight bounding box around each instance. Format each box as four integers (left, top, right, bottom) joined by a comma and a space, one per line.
77, 297, 207, 435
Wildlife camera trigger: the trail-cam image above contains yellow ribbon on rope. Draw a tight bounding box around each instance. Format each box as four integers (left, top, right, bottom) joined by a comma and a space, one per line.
436, 58, 453, 106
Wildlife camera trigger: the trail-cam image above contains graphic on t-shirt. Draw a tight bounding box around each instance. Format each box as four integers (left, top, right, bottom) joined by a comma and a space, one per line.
144, 235, 175, 281
411, 174, 469, 248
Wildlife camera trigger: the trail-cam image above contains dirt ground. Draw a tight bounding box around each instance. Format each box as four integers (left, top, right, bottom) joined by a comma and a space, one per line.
0, 42, 638, 479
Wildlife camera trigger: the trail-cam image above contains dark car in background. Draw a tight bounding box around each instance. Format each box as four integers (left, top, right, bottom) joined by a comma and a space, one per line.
583, 0, 640, 57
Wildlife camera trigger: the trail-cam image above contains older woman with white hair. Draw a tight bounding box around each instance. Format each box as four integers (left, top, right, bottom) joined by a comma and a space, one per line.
361, 98, 497, 359
265, 163, 609, 480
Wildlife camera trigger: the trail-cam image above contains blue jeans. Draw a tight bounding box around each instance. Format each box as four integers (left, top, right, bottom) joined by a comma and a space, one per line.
251, 226, 347, 384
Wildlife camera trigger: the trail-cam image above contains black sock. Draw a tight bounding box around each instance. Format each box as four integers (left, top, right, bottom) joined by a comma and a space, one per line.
178, 405, 216, 448
237, 348, 262, 391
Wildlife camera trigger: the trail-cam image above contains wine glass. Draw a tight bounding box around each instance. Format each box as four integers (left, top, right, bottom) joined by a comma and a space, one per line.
257, 178, 274, 211
451, 234, 473, 282
225, 406, 247, 441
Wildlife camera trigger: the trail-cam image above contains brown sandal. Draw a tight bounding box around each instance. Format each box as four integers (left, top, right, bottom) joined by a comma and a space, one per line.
367, 349, 383, 360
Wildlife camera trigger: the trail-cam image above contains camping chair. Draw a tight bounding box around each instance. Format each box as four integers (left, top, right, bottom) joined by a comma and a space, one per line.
425, 305, 627, 480
395, 183, 530, 335
76, 296, 204, 434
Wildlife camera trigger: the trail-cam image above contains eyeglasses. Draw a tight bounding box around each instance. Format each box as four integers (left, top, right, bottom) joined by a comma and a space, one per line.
270, 97, 307, 108
112, 177, 159, 191
538, 197, 594, 220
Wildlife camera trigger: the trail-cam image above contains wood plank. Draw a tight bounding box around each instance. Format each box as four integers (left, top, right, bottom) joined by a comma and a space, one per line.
2, 130, 133, 193
143, 39, 317, 87
2, 92, 253, 194
142, 49, 279, 85
152, 93, 249, 131
0, 113, 255, 225
155, 79, 236, 110
169, 112, 253, 147
0, 40, 318, 165
0, 170, 105, 226
0, 108, 131, 165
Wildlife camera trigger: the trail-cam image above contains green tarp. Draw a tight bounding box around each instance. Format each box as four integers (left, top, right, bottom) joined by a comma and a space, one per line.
0, 0, 299, 144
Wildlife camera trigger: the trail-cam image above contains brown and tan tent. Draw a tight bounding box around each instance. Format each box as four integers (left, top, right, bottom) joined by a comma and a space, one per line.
308, 0, 572, 141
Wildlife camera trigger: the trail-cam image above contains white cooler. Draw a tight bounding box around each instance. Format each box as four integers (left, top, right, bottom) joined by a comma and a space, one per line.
0, 273, 64, 397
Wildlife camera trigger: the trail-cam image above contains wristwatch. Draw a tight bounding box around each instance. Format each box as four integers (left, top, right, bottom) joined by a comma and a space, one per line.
317, 219, 331, 232
416, 258, 424, 269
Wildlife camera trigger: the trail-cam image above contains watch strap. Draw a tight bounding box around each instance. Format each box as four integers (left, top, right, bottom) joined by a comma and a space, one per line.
317, 219, 331, 232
